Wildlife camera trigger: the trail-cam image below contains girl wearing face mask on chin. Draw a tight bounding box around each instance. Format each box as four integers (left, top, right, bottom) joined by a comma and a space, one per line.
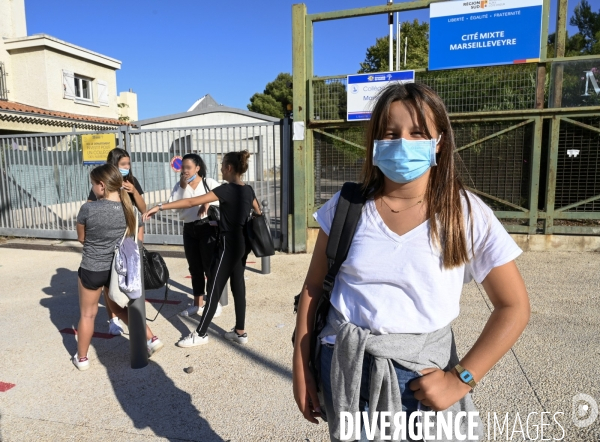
168, 154, 221, 317
87, 147, 146, 336
293, 83, 530, 441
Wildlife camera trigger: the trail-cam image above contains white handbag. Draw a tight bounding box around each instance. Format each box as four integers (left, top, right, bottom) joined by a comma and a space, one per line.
108, 210, 139, 308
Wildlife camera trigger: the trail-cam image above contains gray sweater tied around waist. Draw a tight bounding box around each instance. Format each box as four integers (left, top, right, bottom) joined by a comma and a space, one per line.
319, 308, 483, 441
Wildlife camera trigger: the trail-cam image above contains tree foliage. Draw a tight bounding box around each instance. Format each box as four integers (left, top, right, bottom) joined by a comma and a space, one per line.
547, 0, 600, 56
358, 20, 429, 73
247, 73, 293, 118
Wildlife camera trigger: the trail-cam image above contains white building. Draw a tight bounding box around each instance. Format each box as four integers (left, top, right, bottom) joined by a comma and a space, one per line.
0, 0, 137, 133
134, 94, 281, 182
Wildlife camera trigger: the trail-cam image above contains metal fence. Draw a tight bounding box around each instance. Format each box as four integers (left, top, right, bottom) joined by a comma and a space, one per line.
310, 64, 539, 122
0, 121, 287, 247
310, 111, 600, 235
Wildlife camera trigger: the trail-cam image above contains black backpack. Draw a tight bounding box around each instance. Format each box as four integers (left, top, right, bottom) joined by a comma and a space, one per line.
292, 182, 367, 383
141, 247, 170, 322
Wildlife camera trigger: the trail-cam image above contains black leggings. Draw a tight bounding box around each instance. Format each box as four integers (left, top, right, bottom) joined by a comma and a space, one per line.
183, 222, 218, 297
196, 231, 249, 336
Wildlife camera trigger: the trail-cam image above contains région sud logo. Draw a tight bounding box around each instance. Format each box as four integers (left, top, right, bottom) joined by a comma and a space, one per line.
463, 0, 488, 9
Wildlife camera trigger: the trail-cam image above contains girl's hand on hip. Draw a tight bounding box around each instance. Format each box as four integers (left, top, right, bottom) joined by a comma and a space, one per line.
409, 368, 472, 411
143, 206, 159, 222
293, 365, 322, 424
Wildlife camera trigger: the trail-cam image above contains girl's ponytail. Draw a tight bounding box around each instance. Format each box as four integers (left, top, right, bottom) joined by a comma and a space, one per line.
120, 187, 137, 236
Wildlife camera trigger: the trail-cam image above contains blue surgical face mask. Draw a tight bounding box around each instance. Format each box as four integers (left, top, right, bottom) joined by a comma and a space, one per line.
119, 168, 130, 177
372, 136, 441, 183
187, 174, 197, 183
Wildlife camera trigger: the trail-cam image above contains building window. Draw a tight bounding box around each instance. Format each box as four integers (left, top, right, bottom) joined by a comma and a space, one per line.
74, 76, 92, 101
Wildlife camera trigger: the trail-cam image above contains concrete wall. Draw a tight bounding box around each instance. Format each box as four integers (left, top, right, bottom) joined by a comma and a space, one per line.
117, 91, 138, 122
8, 47, 119, 118
0, 0, 27, 102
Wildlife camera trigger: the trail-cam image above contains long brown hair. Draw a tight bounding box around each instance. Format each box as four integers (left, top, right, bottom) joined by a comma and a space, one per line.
361, 82, 472, 268
90, 164, 137, 236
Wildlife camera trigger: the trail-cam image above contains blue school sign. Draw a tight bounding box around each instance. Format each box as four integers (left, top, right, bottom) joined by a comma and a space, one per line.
429, 0, 543, 71
346, 71, 415, 121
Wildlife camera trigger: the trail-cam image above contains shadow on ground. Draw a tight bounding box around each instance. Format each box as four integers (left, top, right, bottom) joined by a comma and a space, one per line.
39, 267, 225, 442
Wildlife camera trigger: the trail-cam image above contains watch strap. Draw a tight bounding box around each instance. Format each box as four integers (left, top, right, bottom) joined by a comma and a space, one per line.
454, 364, 477, 389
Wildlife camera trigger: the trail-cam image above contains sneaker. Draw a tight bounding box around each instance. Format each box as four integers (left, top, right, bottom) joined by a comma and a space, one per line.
177, 331, 209, 348
179, 305, 199, 317
224, 328, 248, 345
72, 353, 90, 371
179, 303, 222, 318
108, 319, 124, 335
147, 336, 164, 358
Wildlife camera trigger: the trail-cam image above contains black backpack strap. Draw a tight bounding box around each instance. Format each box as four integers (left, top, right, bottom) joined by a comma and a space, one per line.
322, 182, 366, 292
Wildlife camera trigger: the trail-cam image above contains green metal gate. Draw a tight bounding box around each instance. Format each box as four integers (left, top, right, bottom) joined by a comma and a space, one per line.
290, 1, 600, 252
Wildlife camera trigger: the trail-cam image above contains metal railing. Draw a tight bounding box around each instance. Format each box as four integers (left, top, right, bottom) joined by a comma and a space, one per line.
0, 122, 286, 246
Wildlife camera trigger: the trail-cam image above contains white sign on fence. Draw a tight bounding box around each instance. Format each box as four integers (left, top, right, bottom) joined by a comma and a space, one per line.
346, 71, 415, 121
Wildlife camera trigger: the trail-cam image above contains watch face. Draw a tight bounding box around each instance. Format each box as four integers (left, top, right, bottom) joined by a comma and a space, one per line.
460, 371, 473, 383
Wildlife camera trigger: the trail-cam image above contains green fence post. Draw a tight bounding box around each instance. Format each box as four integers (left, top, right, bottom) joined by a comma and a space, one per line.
544, 117, 561, 234
528, 117, 543, 234
292, 3, 307, 252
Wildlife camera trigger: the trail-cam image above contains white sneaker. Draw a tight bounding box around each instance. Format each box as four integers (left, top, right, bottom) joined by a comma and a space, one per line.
147, 336, 164, 357
224, 328, 248, 345
179, 305, 199, 317
179, 303, 222, 318
72, 353, 90, 371
108, 320, 123, 335
177, 331, 209, 348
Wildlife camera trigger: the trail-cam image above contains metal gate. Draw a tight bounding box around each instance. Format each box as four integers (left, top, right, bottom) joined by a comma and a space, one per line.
0, 120, 290, 248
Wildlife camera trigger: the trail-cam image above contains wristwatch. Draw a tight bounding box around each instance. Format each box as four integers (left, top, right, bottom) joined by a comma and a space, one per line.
454, 364, 477, 389
158, 203, 163, 211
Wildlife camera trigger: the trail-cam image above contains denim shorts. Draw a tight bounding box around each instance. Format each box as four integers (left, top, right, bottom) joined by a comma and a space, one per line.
319, 343, 422, 441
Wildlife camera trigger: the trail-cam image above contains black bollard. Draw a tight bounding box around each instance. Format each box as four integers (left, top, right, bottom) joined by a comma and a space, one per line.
129, 238, 148, 369
261, 200, 271, 275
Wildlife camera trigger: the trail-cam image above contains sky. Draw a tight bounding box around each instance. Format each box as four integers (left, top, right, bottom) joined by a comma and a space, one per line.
24, 0, 596, 120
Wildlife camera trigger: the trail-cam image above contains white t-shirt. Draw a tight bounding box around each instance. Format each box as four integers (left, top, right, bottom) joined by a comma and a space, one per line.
169, 177, 221, 223
314, 191, 522, 343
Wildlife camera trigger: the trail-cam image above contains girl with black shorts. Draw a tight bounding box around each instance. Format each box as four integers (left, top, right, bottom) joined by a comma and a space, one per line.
87, 147, 146, 336
144, 150, 261, 347
74, 164, 163, 371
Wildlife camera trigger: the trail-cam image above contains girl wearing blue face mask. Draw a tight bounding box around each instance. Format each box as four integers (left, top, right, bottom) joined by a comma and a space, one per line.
293, 83, 530, 441
168, 153, 221, 317
87, 148, 146, 214
86, 147, 146, 335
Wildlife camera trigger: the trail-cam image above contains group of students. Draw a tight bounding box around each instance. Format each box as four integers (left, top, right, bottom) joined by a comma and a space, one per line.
73, 148, 259, 371
73, 82, 530, 442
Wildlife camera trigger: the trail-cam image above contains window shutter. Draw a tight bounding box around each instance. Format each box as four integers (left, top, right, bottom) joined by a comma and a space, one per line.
97, 80, 109, 106
63, 70, 75, 100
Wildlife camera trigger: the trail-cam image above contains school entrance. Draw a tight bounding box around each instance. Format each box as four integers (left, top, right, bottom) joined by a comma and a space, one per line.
0, 119, 292, 249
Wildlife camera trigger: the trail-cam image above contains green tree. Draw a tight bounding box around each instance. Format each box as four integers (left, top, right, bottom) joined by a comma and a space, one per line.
570, 0, 600, 54
358, 20, 429, 73
548, 0, 600, 56
247, 73, 293, 118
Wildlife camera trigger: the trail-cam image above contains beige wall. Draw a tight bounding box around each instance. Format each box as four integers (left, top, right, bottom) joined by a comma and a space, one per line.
0, 0, 27, 39
117, 91, 138, 122
0, 0, 27, 101
8, 47, 119, 119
